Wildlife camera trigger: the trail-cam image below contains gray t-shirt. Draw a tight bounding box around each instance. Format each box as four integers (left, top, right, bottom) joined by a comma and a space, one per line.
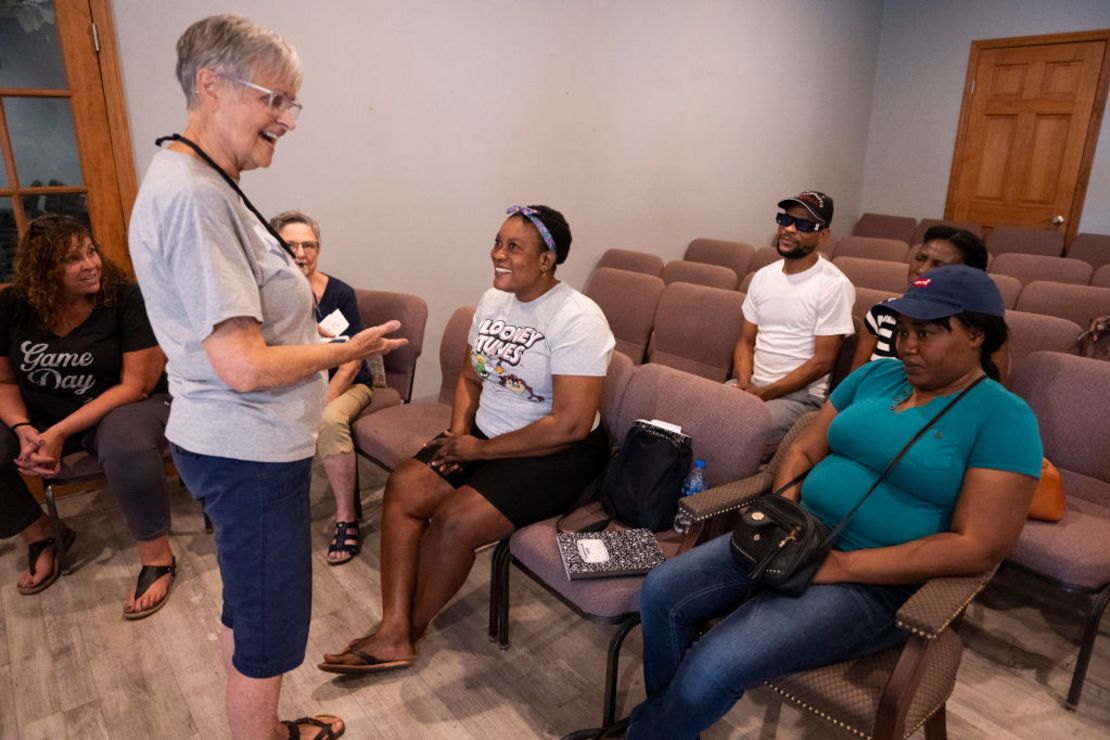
469, 282, 614, 438
129, 149, 325, 462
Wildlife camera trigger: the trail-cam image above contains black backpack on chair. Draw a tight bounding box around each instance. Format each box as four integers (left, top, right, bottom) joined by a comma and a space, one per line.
598, 420, 693, 532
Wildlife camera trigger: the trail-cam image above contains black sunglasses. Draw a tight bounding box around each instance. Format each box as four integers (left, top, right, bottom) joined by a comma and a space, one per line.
775, 212, 824, 233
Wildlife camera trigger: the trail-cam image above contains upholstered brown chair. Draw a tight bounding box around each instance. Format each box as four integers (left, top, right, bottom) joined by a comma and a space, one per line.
660, 259, 738, 290
489, 363, 771, 731
1008, 351, 1110, 708
748, 245, 782, 275
1003, 311, 1083, 385
647, 282, 744, 382
678, 412, 995, 740
912, 219, 983, 245
352, 306, 473, 471
596, 248, 665, 276
834, 256, 912, 293
986, 226, 1065, 258
584, 267, 666, 363
989, 273, 1023, 309
990, 253, 1092, 286
853, 286, 900, 321
1091, 264, 1110, 288
683, 238, 755, 284
834, 236, 910, 263
853, 213, 917, 245
352, 289, 429, 415
1015, 281, 1110, 329
1067, 232, 1110, 271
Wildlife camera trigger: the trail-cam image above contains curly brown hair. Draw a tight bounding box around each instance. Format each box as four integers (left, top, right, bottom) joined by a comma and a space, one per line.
13, 214, 127, 331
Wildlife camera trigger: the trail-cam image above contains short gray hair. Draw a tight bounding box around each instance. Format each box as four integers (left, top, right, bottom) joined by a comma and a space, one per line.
270, 210, 321, 242
176, 14, 302, 109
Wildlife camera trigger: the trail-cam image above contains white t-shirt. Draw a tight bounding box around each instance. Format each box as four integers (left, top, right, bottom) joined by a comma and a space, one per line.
742, 256, 855, 400
469, 282, 615, 438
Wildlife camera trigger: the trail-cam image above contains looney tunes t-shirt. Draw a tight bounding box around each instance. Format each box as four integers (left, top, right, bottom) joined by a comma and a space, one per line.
469, 282, 614, 438
0, 283, 162, 430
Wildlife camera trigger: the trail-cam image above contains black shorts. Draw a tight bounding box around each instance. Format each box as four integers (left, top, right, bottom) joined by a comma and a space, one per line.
413, 424, 610, 528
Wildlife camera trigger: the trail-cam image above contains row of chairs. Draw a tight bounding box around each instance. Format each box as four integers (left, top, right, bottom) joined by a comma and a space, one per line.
583, 260, 1104, 391
854, 212, 1110, 265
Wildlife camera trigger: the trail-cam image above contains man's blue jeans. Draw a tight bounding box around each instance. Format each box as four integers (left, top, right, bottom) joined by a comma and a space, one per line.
626, 534, 917, 740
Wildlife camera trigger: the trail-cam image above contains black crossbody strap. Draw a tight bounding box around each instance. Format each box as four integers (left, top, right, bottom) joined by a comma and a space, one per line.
155, 133, 296, 260
824, 375, 987, 544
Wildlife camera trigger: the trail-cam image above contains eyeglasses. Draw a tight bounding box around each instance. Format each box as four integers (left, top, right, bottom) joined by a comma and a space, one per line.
224, 75, 303, 120
286, 240, 319, 252
775, 212, 824, 233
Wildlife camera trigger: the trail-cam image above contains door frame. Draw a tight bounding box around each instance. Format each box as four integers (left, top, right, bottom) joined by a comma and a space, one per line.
944, 28, 1110, 243
0, 0, 137, 272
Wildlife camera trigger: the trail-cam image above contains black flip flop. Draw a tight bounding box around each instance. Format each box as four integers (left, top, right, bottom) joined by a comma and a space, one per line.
317, 649, 414, 675
123, 556, 176, 620
17, 527, 76, 596
281, 715, 345, 739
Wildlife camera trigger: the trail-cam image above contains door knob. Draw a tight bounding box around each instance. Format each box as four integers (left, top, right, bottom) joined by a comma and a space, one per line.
1052, 215, 1065, 226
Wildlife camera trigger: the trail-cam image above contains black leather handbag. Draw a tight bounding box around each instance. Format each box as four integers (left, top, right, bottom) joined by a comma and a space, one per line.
730, 377, 985, 597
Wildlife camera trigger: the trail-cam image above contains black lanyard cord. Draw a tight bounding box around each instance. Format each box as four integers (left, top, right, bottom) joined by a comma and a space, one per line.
154, 133, 296, 260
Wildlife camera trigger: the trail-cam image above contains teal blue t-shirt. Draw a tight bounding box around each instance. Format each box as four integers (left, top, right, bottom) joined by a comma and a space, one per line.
800, 359, 1042, 552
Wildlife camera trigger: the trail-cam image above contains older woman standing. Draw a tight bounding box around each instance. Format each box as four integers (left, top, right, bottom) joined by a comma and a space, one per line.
0, 214, 174, 618
321, 205, 614, 674
128, 15, 403, 740
623, 265, 1042, 739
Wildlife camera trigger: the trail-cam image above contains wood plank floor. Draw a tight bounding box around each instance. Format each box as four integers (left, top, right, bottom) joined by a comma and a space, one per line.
1, 459, 1107, 739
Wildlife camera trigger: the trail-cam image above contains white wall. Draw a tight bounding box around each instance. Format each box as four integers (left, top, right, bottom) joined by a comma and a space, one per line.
861, 0, 1110, 235
111, 0, 883, 398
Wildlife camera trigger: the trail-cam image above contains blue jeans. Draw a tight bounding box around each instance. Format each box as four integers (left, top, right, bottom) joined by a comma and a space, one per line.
626, 534, 917, 740
171, 444, 313, 679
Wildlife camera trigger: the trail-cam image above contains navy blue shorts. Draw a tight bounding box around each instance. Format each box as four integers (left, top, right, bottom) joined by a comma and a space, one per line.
171, 444, 313, 679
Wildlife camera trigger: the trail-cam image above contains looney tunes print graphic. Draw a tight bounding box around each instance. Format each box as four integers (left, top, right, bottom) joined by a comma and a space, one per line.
472, 318, 546, 402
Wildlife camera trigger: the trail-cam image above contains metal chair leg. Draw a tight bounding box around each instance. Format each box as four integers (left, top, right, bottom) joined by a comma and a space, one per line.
353, 458, 364, 522
489, 539, 508, 642
1066, 583, 1110, 709
601, 616, 640, 727
43, 479, 72, 575
495, 540, 512, 650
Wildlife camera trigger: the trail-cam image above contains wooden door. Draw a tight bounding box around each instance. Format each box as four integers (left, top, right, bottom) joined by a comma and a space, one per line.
946, 30, 1110, 241
0, 0, 136, 280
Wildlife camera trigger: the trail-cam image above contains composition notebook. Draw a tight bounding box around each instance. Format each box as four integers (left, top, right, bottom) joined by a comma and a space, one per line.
557, 529, 665, 580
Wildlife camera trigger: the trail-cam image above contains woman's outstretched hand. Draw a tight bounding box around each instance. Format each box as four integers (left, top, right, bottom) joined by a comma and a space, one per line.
347, 320, 407, 360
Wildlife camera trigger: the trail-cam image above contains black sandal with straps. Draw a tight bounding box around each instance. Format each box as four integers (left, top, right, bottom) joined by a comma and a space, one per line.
326, 521, 360, 566
282, 715, 345, 739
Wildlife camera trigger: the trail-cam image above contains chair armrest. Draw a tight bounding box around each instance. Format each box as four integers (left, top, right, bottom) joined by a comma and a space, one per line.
895, 566, 997, 640
678, 469, 775, 523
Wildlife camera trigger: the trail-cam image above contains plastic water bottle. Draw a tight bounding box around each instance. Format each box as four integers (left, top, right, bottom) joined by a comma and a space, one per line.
674, 459, 707, 534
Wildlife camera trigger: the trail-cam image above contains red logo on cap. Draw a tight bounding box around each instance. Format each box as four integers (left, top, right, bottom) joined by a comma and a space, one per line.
912, 277, 932, 288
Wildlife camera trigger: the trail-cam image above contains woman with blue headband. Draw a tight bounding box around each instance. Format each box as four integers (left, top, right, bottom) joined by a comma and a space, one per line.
321, 204, 615, 674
